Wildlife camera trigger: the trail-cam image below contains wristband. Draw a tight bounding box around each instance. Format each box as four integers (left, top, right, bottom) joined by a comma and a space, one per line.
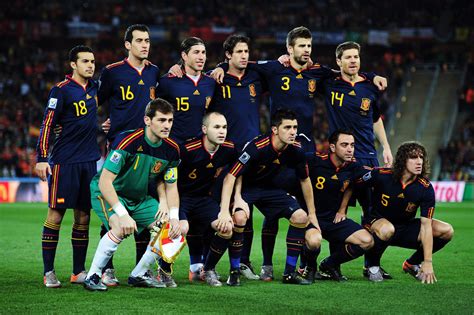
424, 259, 433, 263
112, 202, 127, 217
170, 207, 179, 220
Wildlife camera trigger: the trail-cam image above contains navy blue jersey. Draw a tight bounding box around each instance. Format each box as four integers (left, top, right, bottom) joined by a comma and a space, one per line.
306, 152, 362, 219
208, 70, 263, 147
157, 73, 216, 143
357, 168, 436, 224
322, 75, 381, 159
246, 61, 334, 137
229, 134, 309, 186
98, 59, 160, 141
37, 75, 100, 164
178, 137, 237, 196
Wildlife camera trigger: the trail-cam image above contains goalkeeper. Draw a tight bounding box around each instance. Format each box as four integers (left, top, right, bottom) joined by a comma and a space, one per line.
84, 98, 182, 291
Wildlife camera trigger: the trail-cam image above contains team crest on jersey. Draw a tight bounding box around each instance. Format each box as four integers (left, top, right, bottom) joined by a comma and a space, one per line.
308, 80, 316, 93
340, 180, 350, 192
249, 84, 257, 97
152, 161, 163, 174
205, 96, 212, 109
149, 87, 156, 100
360, 98, 371, 111
214, 167, 224, 178
405, 202, 417, 213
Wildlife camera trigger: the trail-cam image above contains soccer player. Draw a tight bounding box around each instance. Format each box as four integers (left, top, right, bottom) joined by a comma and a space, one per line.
321, 41, 393, 278
35, 45, 99, 288
83, 98, 181, 291
357, 142, 454, 283
176, 112, 249, 286
301, 130, 374, 282
97, 24, 160, 285
219, 109, 317, 285
169, 34, 264, 279
156, 37, 215, 143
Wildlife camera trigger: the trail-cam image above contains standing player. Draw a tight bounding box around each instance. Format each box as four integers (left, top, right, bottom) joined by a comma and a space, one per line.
35, 45, 99, 287
169, 34, 264, 279
357, 142, 453, 283
176, 112, 248, 286
208, 34, 264, 280
321, 41, 393, 277
97, 24, 160, 285
218, 109, 317, 285
156, 37, 215, 143
301, 130, 374, 281
84, 98, 181, 291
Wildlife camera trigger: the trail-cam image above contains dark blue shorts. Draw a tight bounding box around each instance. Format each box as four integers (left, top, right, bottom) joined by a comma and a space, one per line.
180, 195, 220, 227
242, 186, 301, 221
389, 219, 421, 249
309, 217, 363, 243
48, 161, 96, 209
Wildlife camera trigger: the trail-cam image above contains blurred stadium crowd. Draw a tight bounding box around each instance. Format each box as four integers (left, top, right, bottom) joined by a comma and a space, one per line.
0, 0, 473, 179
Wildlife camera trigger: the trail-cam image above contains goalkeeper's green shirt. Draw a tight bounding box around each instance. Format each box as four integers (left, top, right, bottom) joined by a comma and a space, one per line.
90, 127, 180, 203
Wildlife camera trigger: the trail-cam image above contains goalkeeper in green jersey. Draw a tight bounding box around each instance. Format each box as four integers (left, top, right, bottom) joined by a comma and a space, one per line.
84, 98, 182, 291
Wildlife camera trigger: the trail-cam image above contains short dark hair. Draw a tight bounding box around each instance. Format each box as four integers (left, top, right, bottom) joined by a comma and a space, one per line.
181, 37, 205, 55
271, 108, 297, 128
393, 141, 430, 181
124, 24, 150, 43
223, 34, 250, 58
328, 129, 355, 145
202, 111, 225, 126
68, 45, 93, 62
286, 26, 312, 47
145, 98, 174, 119
335, 41, 361, 59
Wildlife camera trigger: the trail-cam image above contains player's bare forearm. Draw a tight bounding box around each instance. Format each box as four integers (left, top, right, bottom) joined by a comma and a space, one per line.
300, 177, 316, 217
374, 118, 393, 166
220, 173, 237, 213
339, 187, 352, 214
165, 181, 179, 210
157, 180, 167, 203
420, 217, 434, 263
373, 118, 390, 150
98, 168, 120, 207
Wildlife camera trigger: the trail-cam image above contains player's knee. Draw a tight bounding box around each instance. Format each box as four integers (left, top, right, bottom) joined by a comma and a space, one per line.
378, 223, 395, 241
359, 231, 374, 250
441, 223, 454, 241
290, 210, 308, 226
233, 210, 247, 226
218, 230, 232, 239
305, 230, 321, 250
46, 208, 65, 225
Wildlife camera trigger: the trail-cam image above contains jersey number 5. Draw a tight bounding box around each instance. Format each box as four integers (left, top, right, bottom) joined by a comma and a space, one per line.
381, 194, 390, 207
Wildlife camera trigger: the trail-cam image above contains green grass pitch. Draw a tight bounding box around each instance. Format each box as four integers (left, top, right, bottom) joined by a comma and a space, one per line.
1, 202, 473, 314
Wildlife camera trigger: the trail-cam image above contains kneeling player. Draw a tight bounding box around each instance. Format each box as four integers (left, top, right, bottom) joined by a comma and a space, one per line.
359, 142, 454, 283
84, 98, 182, 291
159, 112, 246, 287
219, 109, 318, 285
302, 130, 374, 281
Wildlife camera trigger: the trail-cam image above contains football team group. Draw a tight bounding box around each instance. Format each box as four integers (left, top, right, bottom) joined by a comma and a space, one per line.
35, 24, 454, 291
